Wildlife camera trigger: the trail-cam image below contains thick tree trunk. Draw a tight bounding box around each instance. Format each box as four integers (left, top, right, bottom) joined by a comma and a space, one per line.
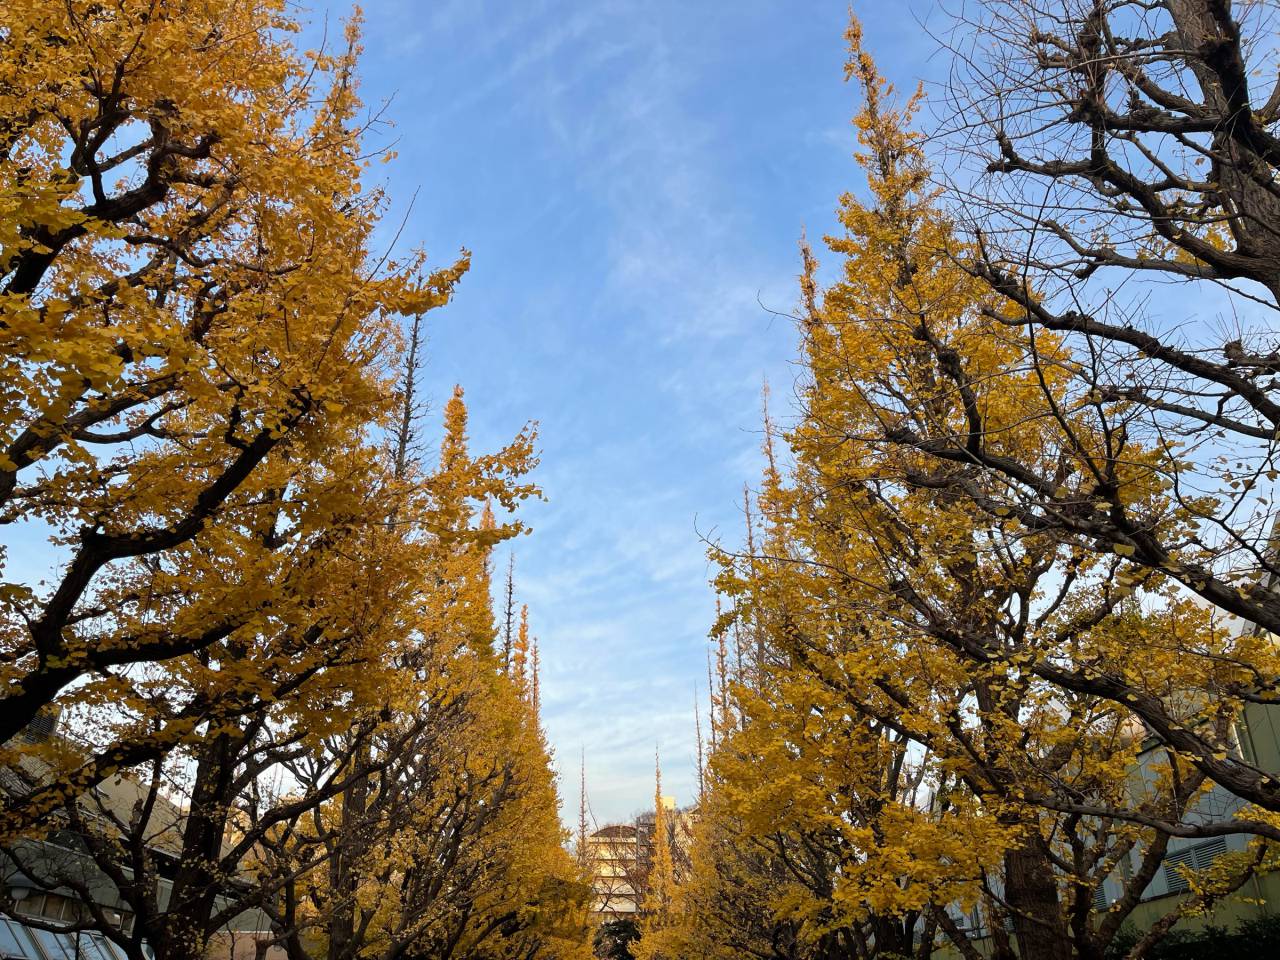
1003, 838, 1070, 960
153, 728, 242, 960
327, 737, 371, 960
915, 910, 937, 960
870, 915, 916, 958
1166, 0, 1280, 298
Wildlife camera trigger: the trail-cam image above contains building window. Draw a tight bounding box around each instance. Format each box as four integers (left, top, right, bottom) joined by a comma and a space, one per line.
1162, 837, 1228, 895
0, 919, 41, 960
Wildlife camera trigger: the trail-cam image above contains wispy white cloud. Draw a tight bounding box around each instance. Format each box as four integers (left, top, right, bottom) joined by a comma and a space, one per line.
334, 0, 931, 826
473, 0, 807, 823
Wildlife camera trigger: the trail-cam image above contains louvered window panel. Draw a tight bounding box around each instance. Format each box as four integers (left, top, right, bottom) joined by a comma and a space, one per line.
1162, 837, 1228, 894
1092, 885, 1109, 912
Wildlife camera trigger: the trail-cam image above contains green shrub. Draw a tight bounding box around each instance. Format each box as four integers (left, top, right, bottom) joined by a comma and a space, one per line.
1105, 915, 1280, 959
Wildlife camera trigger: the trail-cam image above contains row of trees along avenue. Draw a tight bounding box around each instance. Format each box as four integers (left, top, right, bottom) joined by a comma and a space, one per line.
0, 2, 592, 959
635, 3, 1280, 960
9, 2, 1280, 960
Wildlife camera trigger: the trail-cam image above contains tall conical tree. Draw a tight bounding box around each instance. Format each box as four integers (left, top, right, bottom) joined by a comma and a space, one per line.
531, 638, 542, 720
634, 752, 683, 960
577, 750, 592, 876
702, 15, 1263, 960
501, 554, 517, 668
649, 752, 675, 913
694, 694, 706, 804
512, 604, 530, 691
705, 650, 718, 754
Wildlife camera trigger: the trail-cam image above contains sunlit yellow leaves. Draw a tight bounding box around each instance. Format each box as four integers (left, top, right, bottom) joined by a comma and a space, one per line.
683, 15, 1279, 960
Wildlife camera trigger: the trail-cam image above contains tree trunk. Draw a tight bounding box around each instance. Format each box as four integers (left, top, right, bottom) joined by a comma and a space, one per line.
153, 728, 242, 960
1003, 838, 1070, 960
870, 915, 915, 958
328, 735, 372, 960
1166, 0, 1280, 298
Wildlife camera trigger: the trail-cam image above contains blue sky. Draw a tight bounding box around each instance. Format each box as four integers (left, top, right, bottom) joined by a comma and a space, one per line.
317, 0, 939, 825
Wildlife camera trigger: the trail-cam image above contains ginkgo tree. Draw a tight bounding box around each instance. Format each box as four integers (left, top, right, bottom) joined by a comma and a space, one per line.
934, 0, 1280, 640
0, 3, 591, 960
695, 17, 1277, 960
0, 0, 475, 839
786, 10, 1280, 833
899, 0, 1280, 811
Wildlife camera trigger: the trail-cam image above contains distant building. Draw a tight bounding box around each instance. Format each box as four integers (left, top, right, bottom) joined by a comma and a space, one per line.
585, 824, 647, 919
584, 796, 698, 923
0, 713, 283, 960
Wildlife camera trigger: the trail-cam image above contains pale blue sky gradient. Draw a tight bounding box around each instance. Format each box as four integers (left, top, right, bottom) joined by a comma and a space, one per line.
2, 1, 935, 827
314, 0, 943, 825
